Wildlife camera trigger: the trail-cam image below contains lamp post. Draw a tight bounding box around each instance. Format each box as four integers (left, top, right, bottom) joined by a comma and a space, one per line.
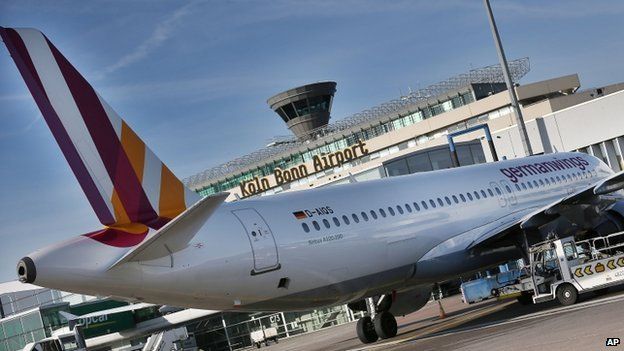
483, 0, 533, 156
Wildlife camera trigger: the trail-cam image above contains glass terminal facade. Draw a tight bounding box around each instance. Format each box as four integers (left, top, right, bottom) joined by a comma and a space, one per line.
198, 91, 476, 197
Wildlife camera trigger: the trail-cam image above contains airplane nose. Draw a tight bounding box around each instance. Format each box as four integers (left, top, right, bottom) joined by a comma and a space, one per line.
17, 257, 37, 283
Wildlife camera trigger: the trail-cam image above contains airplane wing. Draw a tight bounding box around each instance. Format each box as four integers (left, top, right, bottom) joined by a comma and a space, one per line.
107, 192, 229, 270
467, 170, 624, 251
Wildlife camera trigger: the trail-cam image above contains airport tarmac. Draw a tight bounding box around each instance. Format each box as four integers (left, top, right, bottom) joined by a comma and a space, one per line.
268, 288, 624, 351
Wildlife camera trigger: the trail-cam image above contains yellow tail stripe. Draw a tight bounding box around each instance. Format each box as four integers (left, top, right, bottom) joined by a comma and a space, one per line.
159, 165, 186, 219
111, 189, 131, 224
120, 121, 146, 182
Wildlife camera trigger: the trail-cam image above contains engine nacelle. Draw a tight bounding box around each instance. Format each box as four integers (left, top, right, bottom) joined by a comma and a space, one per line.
348, 285, 432, 317
592, 201, 624, 237
388, 285, 432, 317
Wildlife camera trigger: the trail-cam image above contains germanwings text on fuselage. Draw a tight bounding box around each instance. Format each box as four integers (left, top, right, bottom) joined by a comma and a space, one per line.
499, 156, 590, 183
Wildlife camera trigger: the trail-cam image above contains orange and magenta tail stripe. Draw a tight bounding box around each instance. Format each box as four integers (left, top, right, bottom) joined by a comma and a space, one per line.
1, 27, 200, 245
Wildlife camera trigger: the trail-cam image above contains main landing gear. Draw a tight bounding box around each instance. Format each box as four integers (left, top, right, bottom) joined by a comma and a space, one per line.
352, 294, 398, 344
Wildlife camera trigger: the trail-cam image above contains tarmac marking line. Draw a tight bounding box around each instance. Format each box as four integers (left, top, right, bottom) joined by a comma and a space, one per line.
407, 292, 624, 343
347, 301, 514, 351
349, 292, 624, 351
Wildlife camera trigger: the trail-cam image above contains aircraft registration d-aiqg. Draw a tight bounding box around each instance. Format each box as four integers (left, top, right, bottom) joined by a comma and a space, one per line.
3, 27, 624, 344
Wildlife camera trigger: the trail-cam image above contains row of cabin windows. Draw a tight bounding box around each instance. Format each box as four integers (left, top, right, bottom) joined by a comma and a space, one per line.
300, 170, 596, 233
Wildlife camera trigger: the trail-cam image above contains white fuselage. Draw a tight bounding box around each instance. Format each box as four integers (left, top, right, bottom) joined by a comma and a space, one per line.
26, 152, 614, 311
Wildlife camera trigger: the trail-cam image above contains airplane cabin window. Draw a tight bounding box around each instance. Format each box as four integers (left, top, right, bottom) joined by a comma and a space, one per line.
361, 211, 369, 221
460, 194, 466, 202
480, 190, 487, 198
452, 195, 459, 203
495, 187, 502, 195
413, 202, 421, 211
467, 192, 473, 201
313, 221, 321, 231
370, 210, 378, 219
379, 208, 387, 217
539, 179, 544, 186
388, 207, 395, 216
505, 185, 511, 193
527, 182, 533, 189
352, 213, 360, 223
445, 196, 451, 205
473, 191, 480, 199
550, 176, 556, 183
522, 183, 527, 190
556, 175, 561, 182
533, 180, 539, 187
302, 223, 310, 233
342, 215, 350, 225
323, 219, 330, 228
488, 188, 494, 196
429, 199, 436, 208
397, 205, 404, 214
544, 178, 550, 185
515, 184, 521, 191
405, 204, 412, 213
333, 217, 341, 227
437, 198, 444, 207
421, 201, 428, 209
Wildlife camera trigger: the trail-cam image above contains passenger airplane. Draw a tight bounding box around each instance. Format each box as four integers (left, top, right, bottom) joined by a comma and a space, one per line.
4, 27, 624, 344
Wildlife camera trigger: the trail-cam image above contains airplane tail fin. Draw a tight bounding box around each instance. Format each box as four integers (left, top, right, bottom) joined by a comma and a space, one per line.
0, 27, 201, 246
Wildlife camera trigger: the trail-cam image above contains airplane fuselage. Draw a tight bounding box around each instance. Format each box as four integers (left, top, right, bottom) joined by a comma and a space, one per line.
25, 152, 614, 311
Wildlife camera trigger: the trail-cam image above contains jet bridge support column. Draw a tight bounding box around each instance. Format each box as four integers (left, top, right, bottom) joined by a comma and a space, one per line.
447, 124, 499, 167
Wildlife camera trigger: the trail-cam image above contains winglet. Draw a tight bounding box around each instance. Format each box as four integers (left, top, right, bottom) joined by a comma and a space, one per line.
107, 192, 229, 270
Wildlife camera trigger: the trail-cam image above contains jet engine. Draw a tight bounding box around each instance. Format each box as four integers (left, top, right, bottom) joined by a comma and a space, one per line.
347, 285, 432, 316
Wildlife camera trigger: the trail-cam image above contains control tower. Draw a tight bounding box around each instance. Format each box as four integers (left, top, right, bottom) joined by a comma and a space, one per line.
267, 82, 336, 139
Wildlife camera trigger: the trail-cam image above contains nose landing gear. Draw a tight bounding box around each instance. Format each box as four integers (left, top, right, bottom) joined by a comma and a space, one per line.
353, 294, 398, 344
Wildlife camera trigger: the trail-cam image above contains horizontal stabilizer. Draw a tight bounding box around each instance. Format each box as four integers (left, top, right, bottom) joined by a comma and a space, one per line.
108, 192, 229, 270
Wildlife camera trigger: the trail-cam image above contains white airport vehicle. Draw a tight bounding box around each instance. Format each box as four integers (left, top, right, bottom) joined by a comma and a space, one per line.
492, 231, 624, 305
23, 326, 86, 351
5, 27, 624, 344
250, 327, 279, 348
528, 232, 624, 305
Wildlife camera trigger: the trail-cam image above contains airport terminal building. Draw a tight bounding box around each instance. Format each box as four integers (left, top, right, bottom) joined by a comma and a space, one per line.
3, 58, 624, 351
184, 58, 624, 201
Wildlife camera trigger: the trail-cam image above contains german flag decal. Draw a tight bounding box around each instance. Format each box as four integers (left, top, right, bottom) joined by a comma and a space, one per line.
293, 211, 307, 219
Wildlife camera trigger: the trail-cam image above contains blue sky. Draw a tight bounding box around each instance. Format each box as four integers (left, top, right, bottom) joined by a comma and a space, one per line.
1, 0, 624, 282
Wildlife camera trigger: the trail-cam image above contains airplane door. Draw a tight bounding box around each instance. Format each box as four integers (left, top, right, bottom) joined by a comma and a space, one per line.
499, 180, 518, 206
490, 181, 507, 207
232, 209, 281, 275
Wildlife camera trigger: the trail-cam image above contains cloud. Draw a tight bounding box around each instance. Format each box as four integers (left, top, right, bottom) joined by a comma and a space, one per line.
0, 93, 31, 102
100, 2, 195, 76
0, 112, 42, 140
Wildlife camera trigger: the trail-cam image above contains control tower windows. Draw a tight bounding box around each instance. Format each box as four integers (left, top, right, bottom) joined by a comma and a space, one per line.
293, 99, 310, 117
276, 108, 290, 123
308, 95, 332, 113
281, 103, 298, 120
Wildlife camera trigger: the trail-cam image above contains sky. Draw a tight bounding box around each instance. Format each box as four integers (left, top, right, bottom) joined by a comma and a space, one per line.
1, 0, 624, 282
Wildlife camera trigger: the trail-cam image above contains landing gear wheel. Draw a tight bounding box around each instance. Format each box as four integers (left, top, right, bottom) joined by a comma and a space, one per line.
356, 316, 378, 344
373, 311, 398, 339
557, 284, 578, 306
516, 292, 533, 305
